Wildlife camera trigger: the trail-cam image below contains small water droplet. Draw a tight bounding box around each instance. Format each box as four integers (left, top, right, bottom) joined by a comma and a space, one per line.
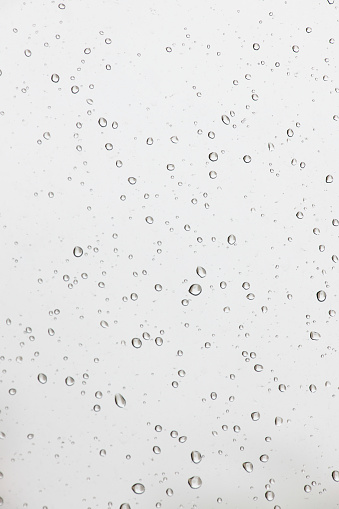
254, 364, 263, 372
221, 114, 230, 125
251, 411, 260, 421
227, 234, 236, 245
132, 337, 142, 348
265, 491, 275, 501
115, 393, 126, 408
304, 485, 312, 492
51, 73, 59, 83
332, 470, 339, 482
243, 155, 251, 163
145, 216, 154, 224
71, 85, 79, 94
260, 454, 269, 462
191, 450, 202, 463
98, 117, 107, 127
24, 49, 32, 57
100, 320, 109, 328
292, 45, 299, 53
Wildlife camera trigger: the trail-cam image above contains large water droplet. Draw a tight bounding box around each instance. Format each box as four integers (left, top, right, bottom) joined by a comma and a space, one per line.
98, 117, 107, 127
191, 450, 202, 463
260, 454, 269, 462
188, 476, 202, 489
265, 491, 275, 501
65, 376, 75, 386
131, 483, 145, 494
73, 246, 83, 257
221, 114, 230, 125
37, 373, 47, 384
227, 234, 236, 245
51, 73, 59, 83
316, 290, 326, 302
310, 331, 321, 340
251, 411, 260, 421
332, 470, 339, 482
243, 155, 251, 163
189, 284, 202, 296
115, 393, 126, 408
209, 152, 218, 162
243, 462, 253, 473
120, 504, 131, 509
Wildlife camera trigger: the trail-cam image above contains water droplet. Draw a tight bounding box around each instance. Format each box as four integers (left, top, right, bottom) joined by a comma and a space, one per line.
98, 117, 107, 127
105, 143, 113, 151
100, 320, 109, 328
326, 175, 333, 183
188, 476, 202, 489
316, 290, 326, 302
265, 491, 275, 501
146, 137, 153, 145
37, 373, 47, 384
279, 384, 286, 392
251, 411, 260, 421
65, 376, 75, 386
243, 155, 251, 163
73, 246, 83, 257
71, 85, 79, 94
253, 43, 260, 50
191, 450, 202, 463
120, 504, 131, 509
254, 364, 263, 372
227, 234, 236, 245
153, 446, 161, 454
246, 293, 255, 300
170, 136, 179, 144
132, 337, 142, 348
99, 449, 106, 457
189, 284, 202, 296
243, 462, 253, 473
145, 216, 154, 224
115, 393, 126, 408
167, 163, 175, 171
9, 388, 16, 395
24, 49, 32, 57
209, 152, 218, 162
196, 266, 206, 278
332, 470, 339, 481
132, 483, 145, 494
275, 416, 283, 426
51, 73, 59, 83
260, 454, 269, 462
309, 384, 317, 393
310, 331, 321, 340
296, 211, 303, 219
221, 114, 230, 125
292, 45, 299, 53
287, 128, 294, 137
304, 485, 312, 492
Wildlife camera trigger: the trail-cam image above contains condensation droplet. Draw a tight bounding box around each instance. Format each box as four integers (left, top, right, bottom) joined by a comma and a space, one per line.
73, 246, 83, 257
188, 476, 202, 489
243, 462, 253, 473
196, 266, 206, 278
115, 393, 126, 408
65, 376, 75, 386
191, 450, 202, 464
316, 290, 326, 302
189, 284, 202, 296
37, 373, 47, 384
132, 483, 145, 494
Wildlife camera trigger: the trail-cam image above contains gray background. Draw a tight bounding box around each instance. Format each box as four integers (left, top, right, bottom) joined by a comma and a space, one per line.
1, 0, 339, 507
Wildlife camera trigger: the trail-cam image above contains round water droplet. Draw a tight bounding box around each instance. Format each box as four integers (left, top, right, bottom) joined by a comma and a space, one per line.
188, 476, 202, 489
260, 454, 269, 462
132, 337, 142, 348
153, 446, 161, 454
221, 114, 230, 125
278, 384, 286, 392
292, 45, 299, 53
98, 117, 107, 127
309, 384, 317, 393
287, 128, 294, 137
9, 388, 16, 395
38, 373, 47, 384
115, 393, 126, 408
251, 411, 260, 421
191, 450, 202, 464
275, 416, 283, 426
132, 483, 145, 494
24, 49, 32, 57
120, 504, 131, 509
227, 234, 236, 245
332, 470, 339, 482
209, 152, 218, 162
326, 175, 333, 183
99, 449, 106, 456
254, 364, 263, 372
243, 462, 253, 473
253, 43, 260, 50
65, 376, 75, 386
265, 491, 275, 501
51, 73, 59, 83
100, 320, 109, 328
73, 246, 83, 257
170, 136, 179, 144
316, 290, 326, 302
145, 216, 154, 224
105, 143, 113, 151
243, 155, 251, 163
196, 266, 206, 278
71, 85, 79, 94
189, 284, 202, 296
304, 485, 311, 493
